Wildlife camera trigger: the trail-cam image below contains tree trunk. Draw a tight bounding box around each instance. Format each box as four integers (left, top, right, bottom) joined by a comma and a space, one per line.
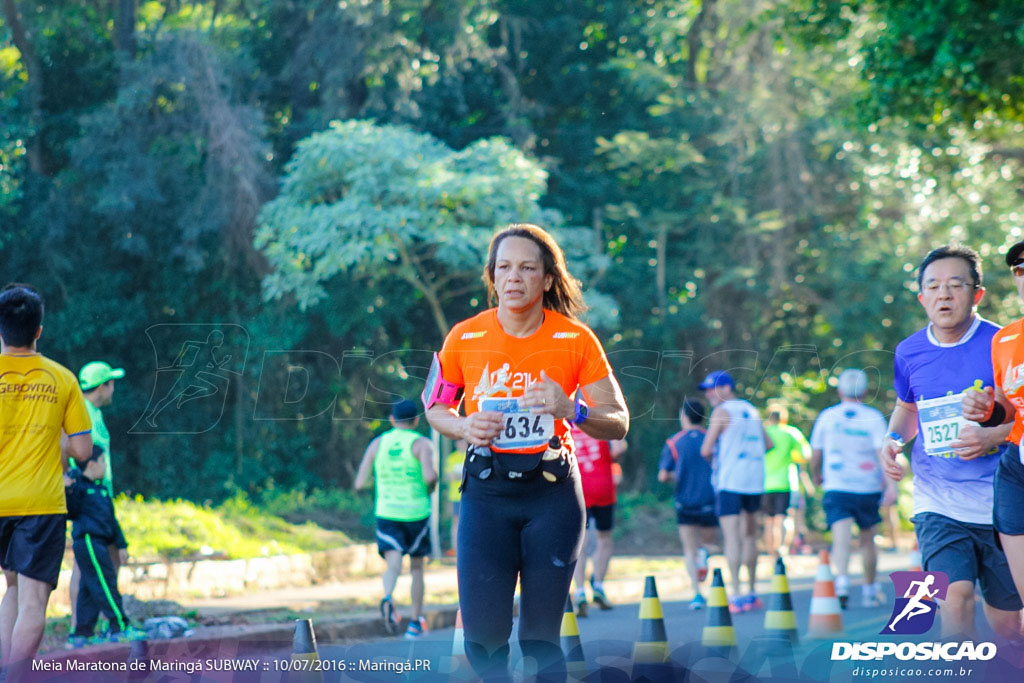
655, 223, 667, 313
1, 0, 45, 173
114, 0, 136, 57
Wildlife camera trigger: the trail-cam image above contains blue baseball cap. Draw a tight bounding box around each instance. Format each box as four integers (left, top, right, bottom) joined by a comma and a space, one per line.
390, 399, 419, 421
697, 370, 734, 390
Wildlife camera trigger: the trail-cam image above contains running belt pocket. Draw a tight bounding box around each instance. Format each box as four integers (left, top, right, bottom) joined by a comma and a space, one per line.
465, 442, 572, 483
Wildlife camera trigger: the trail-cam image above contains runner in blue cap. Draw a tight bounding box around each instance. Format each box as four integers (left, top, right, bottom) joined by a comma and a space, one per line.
699, 370, 771, 613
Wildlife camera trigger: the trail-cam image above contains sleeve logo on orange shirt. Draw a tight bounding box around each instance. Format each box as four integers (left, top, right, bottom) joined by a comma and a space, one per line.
999, 334, 1019, 343
1005, 362, 1024, 394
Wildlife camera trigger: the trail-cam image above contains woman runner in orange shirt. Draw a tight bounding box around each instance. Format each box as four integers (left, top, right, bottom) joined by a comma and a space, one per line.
425, 223, 629, 681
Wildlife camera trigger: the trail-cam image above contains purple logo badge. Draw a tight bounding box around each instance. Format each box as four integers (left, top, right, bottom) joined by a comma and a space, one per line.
881, 571, 948, 635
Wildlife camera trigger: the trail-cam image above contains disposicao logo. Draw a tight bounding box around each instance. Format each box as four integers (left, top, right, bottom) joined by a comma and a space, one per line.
830, 570, 997, 664
882, 570, 948, 635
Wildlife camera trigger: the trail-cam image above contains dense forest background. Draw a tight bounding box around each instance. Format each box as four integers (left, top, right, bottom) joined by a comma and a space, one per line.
3, 0, 1024, 501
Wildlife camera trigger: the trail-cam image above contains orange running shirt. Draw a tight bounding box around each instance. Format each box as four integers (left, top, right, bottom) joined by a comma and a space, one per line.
0, 353, 92, 516
992, 319, 1024, 445
438, 309, 612, 453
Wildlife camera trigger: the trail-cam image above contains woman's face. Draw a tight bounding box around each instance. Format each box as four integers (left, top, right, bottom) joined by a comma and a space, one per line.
1014, 264, 1024, 301
493, 236, 553, 313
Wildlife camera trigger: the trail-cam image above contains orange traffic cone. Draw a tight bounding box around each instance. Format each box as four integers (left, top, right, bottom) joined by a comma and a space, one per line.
807, 550, 843, 638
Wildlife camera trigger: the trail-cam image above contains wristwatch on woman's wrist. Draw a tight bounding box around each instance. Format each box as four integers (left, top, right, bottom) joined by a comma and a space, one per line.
572, 399, 589, 425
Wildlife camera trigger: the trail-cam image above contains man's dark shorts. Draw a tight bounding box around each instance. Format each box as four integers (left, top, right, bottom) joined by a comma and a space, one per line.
914, 512, 1023, 611
823, 491, 882, 530
0, 514, 67, 587
586, 504, 615, 532
994, 444, 1024, 536
761, 491, 791, 517
376, 517, 431, 558
676, 511, 718, 527
715, 491, 762, 517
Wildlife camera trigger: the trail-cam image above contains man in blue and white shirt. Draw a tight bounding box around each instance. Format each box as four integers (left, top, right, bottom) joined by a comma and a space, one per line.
880, 244, 1022, 639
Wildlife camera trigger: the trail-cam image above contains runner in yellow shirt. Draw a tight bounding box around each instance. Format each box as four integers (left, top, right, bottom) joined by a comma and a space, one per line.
0, 284, 93, 678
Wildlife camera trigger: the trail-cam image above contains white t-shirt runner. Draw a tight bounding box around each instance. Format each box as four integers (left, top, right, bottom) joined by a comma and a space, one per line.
711, 399, 766, 494
810, 401, 887, 494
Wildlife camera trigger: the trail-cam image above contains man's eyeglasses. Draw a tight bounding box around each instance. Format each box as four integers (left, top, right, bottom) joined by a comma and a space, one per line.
1012, 262, 1024, 278
921, 280, 977, 294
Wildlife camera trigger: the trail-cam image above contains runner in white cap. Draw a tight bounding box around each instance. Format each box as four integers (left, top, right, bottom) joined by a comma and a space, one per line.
811, 368, 896, 608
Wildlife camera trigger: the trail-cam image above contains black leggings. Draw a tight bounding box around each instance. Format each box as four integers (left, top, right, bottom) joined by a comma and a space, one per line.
457, 464, 585, 682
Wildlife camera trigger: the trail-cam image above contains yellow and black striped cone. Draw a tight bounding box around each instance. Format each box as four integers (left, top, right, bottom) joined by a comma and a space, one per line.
561, 595, 587, 680
701, 568, 736, 658
632, 576, 671, 682
764, 556, 798, 647
290, 618, 323, 683
738, 560, 798, 679
738, 557, 799, 677
633, 576, 669, 664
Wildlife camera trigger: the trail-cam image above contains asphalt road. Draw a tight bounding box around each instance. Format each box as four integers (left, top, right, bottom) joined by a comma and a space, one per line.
310, 577, 1024, 683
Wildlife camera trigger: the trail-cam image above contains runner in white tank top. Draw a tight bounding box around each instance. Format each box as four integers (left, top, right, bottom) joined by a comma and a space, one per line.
699, 371, 772, 613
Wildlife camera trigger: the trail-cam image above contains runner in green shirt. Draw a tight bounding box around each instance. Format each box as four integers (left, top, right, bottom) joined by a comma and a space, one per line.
70, 360, 125, 630
763, 403, 811, 557
354, 400, 437, 639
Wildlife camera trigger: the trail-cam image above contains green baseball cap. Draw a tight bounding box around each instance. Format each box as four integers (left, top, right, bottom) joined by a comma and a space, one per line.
79, 361, 125, 391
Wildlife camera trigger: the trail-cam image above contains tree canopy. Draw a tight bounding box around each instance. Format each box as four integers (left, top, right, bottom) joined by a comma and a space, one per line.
2, 0, 1022, 498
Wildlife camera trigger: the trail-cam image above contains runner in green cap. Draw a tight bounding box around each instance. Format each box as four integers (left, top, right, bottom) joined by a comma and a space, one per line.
70, 361, 125, 630
77, 361, 125, 497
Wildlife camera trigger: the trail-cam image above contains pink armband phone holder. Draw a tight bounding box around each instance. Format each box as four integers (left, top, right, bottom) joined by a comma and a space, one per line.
422, 353, 464, 410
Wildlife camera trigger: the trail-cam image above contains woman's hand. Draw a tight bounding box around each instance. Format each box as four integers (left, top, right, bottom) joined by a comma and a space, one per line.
462, 411, 504, 447
520, 370, 574, 420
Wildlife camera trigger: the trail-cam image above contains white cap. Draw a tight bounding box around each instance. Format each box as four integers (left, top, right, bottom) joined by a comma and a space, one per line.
838, 369, 868, 398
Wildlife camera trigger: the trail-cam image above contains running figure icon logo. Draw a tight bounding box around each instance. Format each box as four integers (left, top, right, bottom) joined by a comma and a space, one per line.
881, 571, 949, 635
132, 324, 249, 434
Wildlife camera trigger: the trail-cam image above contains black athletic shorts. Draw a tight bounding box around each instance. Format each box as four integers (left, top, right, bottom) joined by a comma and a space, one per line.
761, 491, 791, 517
586, 504, 615, 532
376, 517, 432, 558
0, 514, 67, 588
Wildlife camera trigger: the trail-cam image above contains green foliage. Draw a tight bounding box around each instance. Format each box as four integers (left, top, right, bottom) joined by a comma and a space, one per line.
2, 0, 1023, 505
116, 492, 351, 561
787, 0, 1024, 129
257, 486, 377, 542
256, 119, 558, 338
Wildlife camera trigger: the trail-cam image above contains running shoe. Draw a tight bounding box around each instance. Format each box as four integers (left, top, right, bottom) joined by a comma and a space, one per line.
108, 626, 147, 643
690, 594, 707, 611
380, 597, 400, 634
696, 547, 709, 582
743, 593, 763, 611
404, 616, 428, 640
66, 635, 89, 649
591, 585, 613, 611
728, 597, 745, 615
575, 591, 589, 618
862, 583, 886, 608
